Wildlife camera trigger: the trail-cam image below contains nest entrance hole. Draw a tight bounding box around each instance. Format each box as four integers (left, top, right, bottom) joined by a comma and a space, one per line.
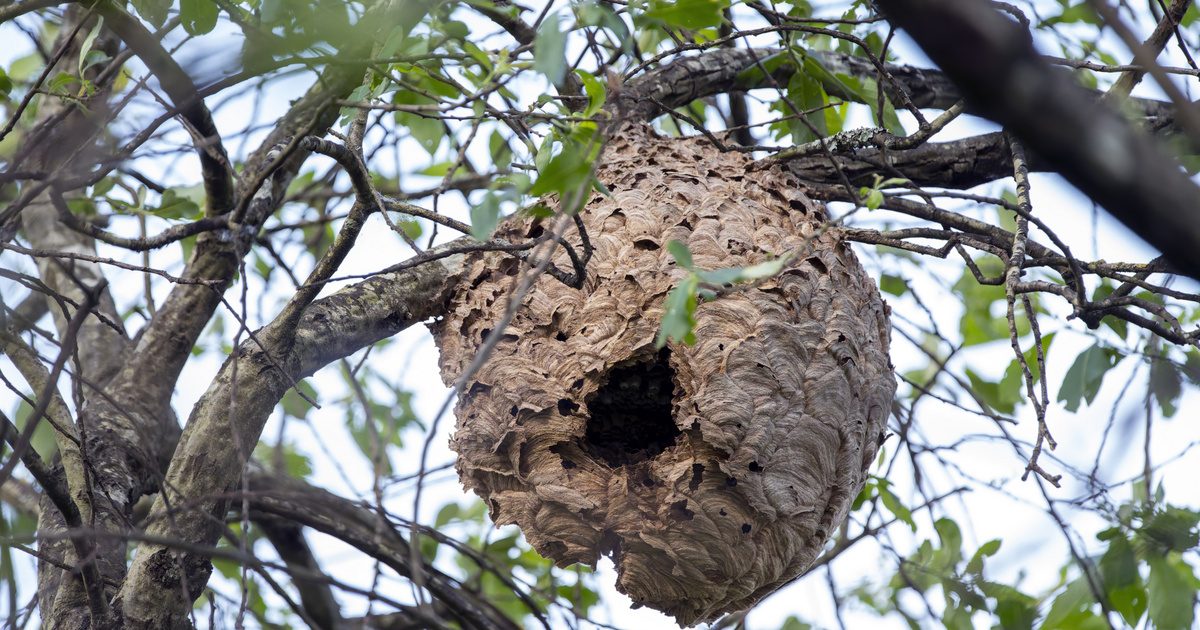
583, 350, 680, 467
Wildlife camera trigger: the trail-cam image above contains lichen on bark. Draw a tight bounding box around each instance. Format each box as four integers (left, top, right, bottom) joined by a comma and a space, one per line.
434, 124, 896, 625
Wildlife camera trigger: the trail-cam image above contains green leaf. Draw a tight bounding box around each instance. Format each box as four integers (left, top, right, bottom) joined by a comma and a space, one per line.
782, 67, 828, 143
419, 534, 439, 562
966, 367, 1021, 415
981, 331, 1055, 414
656, 275, 699, 348
696, 267, 744, 286
469, 192, 501, 241
965, 539, 1001, 576
131, 0, 171, 28
643, 0, 729, 30
780, 617, 814, 630
734, 51, 790, 90
1057, 344, 1120, 412
92, 177, 117, 198
989, 584, 1038, 630
1147, 555, 1196, 630
398, 219, 422, 241
488, 130, 513, 169
180, 0, 220, 35
558, 579, 600, 617
254, 441, 313, 478
7, 52, 42, 83
152, 189, 201, 220
1090, 281, 1129, 339
533, 12, 567, 85
576, 1, 631, 52
879, 484, 916, 532
1042, 577, 1097, 629
529, 134, 596, 208
417, 162, 460, 177
11, 400, 56, 460
934, 518, 963, 565
1140, 507, 1200, 553
852, 477, 878, 511
392, 90, 444, 155
1100, 531, 1139, 587
212, 556, 240, 581
280, 380, 318, 419
1020, 331, 1055, 384
879, 273, 907, 296
1040, 3, 1101, 27
666, 240, 694, 270
434, 502, 462, 528
67, 197, 98, 217
576, 69, 607, 117
77, 17, 105, 76
1099, 532, 1147, 627
1149, 356, 1183, 418
1184, 349, 1200, 384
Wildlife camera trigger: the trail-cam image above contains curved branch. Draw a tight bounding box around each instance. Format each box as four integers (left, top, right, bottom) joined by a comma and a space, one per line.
90, 1, 235, 216
48, 188, 229, 251
247, 473, 522, 630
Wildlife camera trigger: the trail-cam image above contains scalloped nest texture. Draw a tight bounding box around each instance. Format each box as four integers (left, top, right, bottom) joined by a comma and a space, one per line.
434, 124, 895, 626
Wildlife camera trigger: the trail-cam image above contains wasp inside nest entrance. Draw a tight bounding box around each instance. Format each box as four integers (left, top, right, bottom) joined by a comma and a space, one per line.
583, 350, 681, 467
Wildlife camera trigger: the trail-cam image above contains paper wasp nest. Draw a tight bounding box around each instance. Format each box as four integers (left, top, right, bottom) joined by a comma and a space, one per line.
434, 124, 895, 625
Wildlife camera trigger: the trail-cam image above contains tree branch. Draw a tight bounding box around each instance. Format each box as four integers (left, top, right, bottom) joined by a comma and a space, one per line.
114, 63, 369, 418
116, 245, 467, 628
254, 512, 343, 629
873, 0, 1200, 280
621, 46, 1174, 124
1106, 0, 1192, 97
247, 473, 522, 630
89, 0, 235, 215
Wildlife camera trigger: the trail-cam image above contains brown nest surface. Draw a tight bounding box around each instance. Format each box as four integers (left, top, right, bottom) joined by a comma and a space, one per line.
434, 124, 896, 625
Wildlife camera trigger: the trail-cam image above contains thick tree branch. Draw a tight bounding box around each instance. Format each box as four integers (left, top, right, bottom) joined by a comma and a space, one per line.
0, 325, 89, 522
114, 63, 368, 419
621, 46, 1174, 124
255, 513, 344, 630
116, 247, 466, 628
873, 0, 1200, 280
0, 409, 109, 624
785, 131, 1015, 188
11, 9, 129, 387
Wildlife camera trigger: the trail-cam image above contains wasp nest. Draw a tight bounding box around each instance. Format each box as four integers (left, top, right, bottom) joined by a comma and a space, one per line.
434, 124, 895, 625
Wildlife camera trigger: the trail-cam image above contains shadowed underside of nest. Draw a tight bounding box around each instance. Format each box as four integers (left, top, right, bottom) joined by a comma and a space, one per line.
434, 124, 896, 626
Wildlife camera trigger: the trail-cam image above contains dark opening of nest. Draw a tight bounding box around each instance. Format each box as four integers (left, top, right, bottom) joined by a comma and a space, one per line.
583, 350, 680, 467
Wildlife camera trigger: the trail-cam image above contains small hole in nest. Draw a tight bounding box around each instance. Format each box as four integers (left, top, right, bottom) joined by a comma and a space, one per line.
583, 350, 680, 467
670, 499, 695, 521
689, 463, 705, 491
